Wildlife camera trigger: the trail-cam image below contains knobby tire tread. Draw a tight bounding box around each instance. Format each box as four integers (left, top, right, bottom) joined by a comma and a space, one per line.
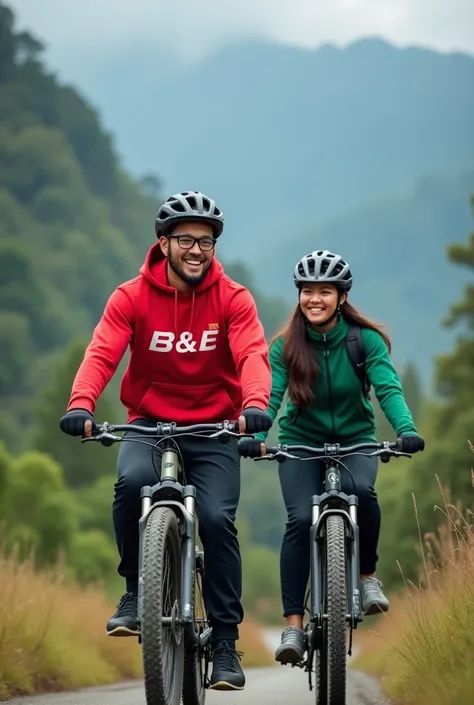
326, 514, 347, 704
142, 507, 184, 705
315, 643, 328, 705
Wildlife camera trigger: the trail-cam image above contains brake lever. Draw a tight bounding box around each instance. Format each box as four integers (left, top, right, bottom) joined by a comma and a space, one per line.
210, 429, 253, 445
210, 429, 253, 438
379, 449, 412, 462
254, 451, 297, 462
80, 432, 120, 447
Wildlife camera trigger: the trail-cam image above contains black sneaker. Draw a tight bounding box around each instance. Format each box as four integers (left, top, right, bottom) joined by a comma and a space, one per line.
210, 640, 245, 690
106, 592, 140, 637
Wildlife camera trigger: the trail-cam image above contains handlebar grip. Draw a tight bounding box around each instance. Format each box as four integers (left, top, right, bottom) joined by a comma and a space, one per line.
264, 446, 280, 454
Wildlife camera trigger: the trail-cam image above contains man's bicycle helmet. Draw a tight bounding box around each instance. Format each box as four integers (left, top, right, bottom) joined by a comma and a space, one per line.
155, 191, 224, 238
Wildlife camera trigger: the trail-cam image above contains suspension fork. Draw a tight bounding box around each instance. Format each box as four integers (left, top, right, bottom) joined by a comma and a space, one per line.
309, 497, 362, 628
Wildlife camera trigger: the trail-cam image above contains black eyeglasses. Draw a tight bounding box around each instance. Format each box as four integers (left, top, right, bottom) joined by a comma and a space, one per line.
167, 235, 217, 252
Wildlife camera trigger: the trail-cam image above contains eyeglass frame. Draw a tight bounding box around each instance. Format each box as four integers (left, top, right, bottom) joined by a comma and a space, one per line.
166, 234, 217, 252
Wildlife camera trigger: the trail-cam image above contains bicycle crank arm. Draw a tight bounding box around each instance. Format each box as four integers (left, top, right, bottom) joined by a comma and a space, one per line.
199, 627, 212, 648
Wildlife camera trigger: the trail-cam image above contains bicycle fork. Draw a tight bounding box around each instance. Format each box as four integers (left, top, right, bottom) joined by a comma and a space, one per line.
309, 494, 363, 635
136, 448, 209, 648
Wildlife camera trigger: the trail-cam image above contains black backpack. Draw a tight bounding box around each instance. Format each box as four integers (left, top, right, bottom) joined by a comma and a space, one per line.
344, 324, 371, 397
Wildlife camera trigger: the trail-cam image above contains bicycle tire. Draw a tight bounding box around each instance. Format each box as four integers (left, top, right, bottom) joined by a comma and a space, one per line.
325, 514, 347, 704
315, 644, 328, 705
182, 552, 210, 705
142, 507, 184, 705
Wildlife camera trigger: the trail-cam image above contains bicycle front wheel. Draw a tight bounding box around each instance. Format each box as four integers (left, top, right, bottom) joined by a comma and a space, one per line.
325, 514, 347, 704
142, 507, 184, 705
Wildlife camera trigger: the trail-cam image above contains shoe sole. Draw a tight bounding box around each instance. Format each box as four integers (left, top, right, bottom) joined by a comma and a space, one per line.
275, 646, 305, 665
107, 626, 141, 637
364, 602, 389, 616
209, 681, 244, 691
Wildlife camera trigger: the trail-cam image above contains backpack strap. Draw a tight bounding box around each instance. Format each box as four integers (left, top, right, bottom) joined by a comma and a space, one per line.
345, 324, 371, 397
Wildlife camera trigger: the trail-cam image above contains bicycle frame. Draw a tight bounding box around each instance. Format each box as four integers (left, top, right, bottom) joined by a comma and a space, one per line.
253, 439, 410, 690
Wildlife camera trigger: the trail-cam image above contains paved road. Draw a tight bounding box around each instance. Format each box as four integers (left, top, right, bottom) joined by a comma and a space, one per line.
5, 631, 388, 705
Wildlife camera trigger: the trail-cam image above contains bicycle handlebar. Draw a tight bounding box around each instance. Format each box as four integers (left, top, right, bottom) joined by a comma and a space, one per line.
253, 440, 412, 463
80, 420, 247, 447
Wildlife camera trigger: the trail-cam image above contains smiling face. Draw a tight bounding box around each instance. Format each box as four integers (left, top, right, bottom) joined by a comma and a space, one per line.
299, 281, 346, 328
159, 221, 216, 290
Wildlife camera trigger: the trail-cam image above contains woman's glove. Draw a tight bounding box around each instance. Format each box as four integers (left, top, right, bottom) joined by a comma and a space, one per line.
237, 438, 266, 458
398, 433, 425, 453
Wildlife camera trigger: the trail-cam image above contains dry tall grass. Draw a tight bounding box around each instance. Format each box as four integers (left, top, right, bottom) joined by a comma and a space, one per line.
353, 476, 474, 705
0, 551, 272, 701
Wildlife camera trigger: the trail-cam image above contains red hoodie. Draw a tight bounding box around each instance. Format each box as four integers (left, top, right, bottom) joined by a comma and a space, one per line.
67, 242, 271, 424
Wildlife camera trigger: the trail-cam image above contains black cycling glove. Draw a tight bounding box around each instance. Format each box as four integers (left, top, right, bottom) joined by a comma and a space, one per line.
241, 407, 272, 434
398, 433, 425, 453
238, 438, 264, 458
59, 408, 95, 437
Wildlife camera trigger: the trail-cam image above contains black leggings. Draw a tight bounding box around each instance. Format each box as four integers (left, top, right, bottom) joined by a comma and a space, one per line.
112, 420, 243, 642
278, 452, 380, 616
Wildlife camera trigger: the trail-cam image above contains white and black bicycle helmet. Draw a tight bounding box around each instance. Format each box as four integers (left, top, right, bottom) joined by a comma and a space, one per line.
294, 250, 353, 291
155, 191, 224, 238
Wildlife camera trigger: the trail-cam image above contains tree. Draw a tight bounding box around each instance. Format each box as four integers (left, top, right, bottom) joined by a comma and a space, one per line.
401, 362, 423, 425
375, 195, 474, 590
32, 338, 120, 488
68, 530, 117, 585
435, 199, 474, 429
0, 448, 79, 566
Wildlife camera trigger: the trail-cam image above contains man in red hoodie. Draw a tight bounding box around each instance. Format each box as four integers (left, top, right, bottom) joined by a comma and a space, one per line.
59, 191, 272, 691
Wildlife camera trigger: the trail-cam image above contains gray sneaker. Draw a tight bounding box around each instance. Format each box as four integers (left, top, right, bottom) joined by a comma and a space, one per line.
274, 626, 306, 664
360, 577, 390, 616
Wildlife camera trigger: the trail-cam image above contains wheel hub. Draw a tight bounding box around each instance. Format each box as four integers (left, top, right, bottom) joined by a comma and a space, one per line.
170, 600, 183, 645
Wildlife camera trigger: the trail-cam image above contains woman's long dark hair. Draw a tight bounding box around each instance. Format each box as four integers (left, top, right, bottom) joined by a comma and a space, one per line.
271, 299, 391, 409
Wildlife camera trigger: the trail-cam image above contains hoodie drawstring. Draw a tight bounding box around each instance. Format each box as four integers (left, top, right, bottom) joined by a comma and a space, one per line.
174, 290, 178, 335
189, 292, 195, 332
173, 290, 196, 336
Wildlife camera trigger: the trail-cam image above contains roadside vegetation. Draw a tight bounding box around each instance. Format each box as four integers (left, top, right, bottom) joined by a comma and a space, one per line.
353, 475, 474, 705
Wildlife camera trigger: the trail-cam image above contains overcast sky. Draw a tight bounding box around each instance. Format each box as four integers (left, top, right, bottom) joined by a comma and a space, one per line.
10, 0, 474, 81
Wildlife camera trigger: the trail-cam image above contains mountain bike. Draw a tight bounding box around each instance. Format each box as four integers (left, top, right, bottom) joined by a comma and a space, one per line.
253, 440, 411, 705
82, 419, 244, 705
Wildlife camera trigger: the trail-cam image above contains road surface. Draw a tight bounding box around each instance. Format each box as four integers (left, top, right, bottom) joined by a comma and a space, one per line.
4, 630, 388, 705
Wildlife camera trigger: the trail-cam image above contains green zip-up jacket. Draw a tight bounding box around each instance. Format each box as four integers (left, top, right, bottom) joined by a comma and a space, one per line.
256, 317, 417, 446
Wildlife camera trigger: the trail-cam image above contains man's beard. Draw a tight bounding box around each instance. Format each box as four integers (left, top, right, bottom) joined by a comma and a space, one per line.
168, 250, 211, 287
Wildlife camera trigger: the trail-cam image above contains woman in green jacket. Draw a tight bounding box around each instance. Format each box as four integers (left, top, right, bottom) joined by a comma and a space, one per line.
238, 249, 425, 665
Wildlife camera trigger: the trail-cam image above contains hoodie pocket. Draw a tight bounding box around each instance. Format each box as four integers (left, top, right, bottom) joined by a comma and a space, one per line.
137, 381, 238, 422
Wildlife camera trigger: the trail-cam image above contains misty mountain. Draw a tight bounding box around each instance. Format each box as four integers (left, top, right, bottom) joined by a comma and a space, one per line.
100, 37, 474, 234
